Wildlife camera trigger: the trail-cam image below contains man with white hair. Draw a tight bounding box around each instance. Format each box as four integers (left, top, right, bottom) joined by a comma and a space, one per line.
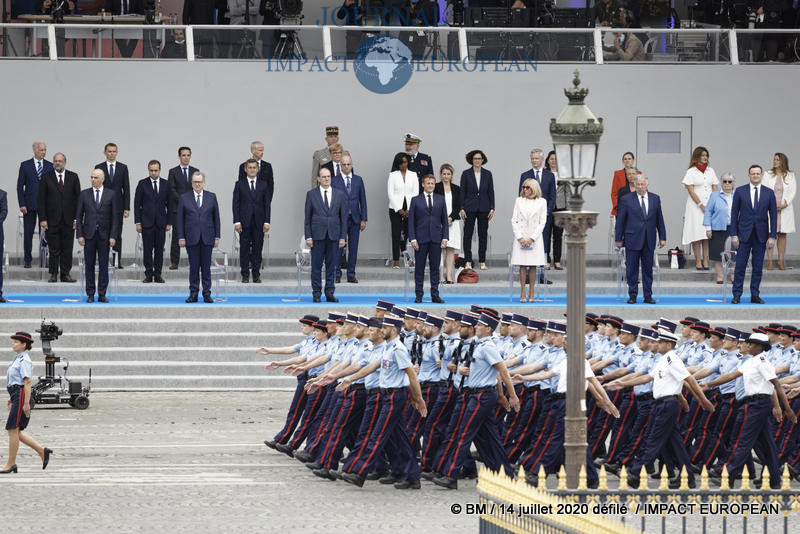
17, 141, 52, 268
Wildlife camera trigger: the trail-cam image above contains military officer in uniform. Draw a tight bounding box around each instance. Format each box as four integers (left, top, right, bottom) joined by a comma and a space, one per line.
402, 133, 433, 187
311, 126, 351, 188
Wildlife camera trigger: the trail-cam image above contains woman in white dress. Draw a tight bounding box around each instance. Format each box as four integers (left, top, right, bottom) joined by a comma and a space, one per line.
681, 146, 719, 270
511, 178, 547, 302
434, 163, 461, 284
764, 152, 796, 270
387, 152, 419, 268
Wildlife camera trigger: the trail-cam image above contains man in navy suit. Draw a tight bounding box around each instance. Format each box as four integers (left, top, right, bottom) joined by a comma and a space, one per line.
519, 148, 556, 267
167, 147, 199, 269
730, 165, 778, 304
615, 175, 666, 304
177, 172, 221, 303
233, 159, 271, 283
76, 169, 121, 303
237, 141, 275, 203
331, 155, 367, 283
409, 174, 448, 303
304, 168, 347, 303
16, 141, 52, 268
0, 188, 7, 302
134, 160, 174, 284
95, 143, 130, 268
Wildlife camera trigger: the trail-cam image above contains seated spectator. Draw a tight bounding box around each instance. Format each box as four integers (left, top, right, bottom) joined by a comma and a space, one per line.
161, 28, 187, 59
603, 10, 644, 62
595, 0, 624, 26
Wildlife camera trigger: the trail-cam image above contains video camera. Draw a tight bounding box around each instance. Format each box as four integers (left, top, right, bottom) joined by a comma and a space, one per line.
50, 0, 66, 23
37, 320, 63, 344
144, 0, 157, 24
274, 0, 303, 24
32, 319, 92, 410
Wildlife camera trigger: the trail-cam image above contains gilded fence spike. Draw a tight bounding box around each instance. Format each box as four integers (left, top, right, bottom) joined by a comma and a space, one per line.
679, 466, 689, 490
538, 464, 547, 490
618, 465, 628, 491
700, 465, 709, 490
578, 465, 588, 491
782, 465, 792, 491
640, 466, 648, 490
558, 466, 567, 491
761, 467, 770, 491
741, 467, 751, 491
720, 465, 730, 490
597, 465, 607, 491
659, 465, 669, 490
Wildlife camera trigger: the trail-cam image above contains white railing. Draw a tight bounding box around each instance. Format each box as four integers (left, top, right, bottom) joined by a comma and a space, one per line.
1, 23, 798, 64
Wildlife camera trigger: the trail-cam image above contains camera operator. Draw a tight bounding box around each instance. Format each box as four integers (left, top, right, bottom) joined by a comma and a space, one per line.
35, 0, 74, 57
401, 0, 438, 59
259, 0, 280, 59
749, 0, 784, 61
336, 0, 365, 59
223, 0, 260, 58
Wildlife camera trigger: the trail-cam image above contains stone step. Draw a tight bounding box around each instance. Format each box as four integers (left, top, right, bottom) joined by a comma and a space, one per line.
12, 374, 299, 390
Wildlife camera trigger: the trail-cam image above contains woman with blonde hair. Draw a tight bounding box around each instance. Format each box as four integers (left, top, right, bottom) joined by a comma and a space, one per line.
510, 178, 547, 302
764, 152, 796, 270
681, 146, 719, 270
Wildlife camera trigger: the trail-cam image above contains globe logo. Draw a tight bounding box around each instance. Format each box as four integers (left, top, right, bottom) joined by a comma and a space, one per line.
353, 35, 414, 95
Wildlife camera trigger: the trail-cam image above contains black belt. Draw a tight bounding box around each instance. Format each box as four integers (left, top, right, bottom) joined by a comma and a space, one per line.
7, 385, 22, 394
367, 388, 380, 395
380, 387, 405, 394
524, 385, 540, 392
465, 386, 495, 394
622, 386, 634, 392
719, 392, 735, 400
421, 381, 445, 387
551, 392, 566, 400
744, 394, 772, 403
349, 383, 366, 391
705, 387, 719, 395
654, 395, 680, 403
539, 388, 551, 396
636, 393, 653, 401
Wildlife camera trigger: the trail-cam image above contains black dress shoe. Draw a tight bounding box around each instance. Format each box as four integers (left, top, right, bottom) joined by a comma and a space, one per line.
48, 275, 58, 283
394, 479, 421, 489
459, 468, 478, 479
185, 296, 198, 303
203, 295, 214, 303
421, 471, 436, 481
294, 450, 314, 463
23, 263, 32, 269
335, 277, 341, 284
587, 479, 599, 489
731, 296, 741, 304
98, 296, 109, 303
143, 277, 153, 283
627, 296, 637, 304
252, 277, 261, 284
330, 470, 343, 480
312, 468, 336, 481
432, 296, 444, 303
154, 276, 165, 283
241, 277, 249, 283
274, 443, 295, 458
0, 464, 17, 474
379, 474, 400, 484
669, 475, 696, 489
787, 464, 800, 481
604, 462, 621, 476
117, 264, 124, 270
524, 472, 539, 487
365, 469, 389, 480
264, 440, 277, 450
313, 296, 321, 303
432, 475, 458, 490
43, 448, 53, 470
627, 472, 641, 489
169, 264, 179, 270
86, 296, 94, 303
61, 275, 76, 283
750, 296, 765, 304
0, 296, 5, 303
414, 296, 423, 303
325, 296, 339, 303
341, 472, 365, 487
347, 277, 358, 283
643, 297, 656, 304
305, 461, 323, 470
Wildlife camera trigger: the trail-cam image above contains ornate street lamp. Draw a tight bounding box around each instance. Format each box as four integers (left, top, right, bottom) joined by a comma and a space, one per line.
551, 70, 603, 489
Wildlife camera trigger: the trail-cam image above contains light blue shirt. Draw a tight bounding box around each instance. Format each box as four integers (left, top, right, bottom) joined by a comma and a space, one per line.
463, 336, 503, 389
675, 340, 695, 362
291, 335, 314, 355
7, 351, 34, 387
733, 354, 753, 401
717, 350, 740, 395
698, 348, 727, 384
631, 351, 657, 395
379, 338, 412, 389
702, 189, 733, 230
544, 346, 567, 390
600, 340, 625, 375
522, 342, 549, 388
362, 341, 385, 390
418, 337, 443, 383
439, 334, 462, 383
504, 336, 530, 373
585, 332, 600, 355
686, 342, 711, 367
340, 339, 370, 383
402, 329, 417, 352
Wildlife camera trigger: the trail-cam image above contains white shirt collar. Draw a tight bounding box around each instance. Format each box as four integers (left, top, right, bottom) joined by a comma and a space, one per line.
107, 160, 116, 168
34, 157, 43, 165
319, 185, 331, 193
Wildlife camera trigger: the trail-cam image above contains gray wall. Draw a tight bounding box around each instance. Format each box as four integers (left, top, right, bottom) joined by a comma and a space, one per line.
1, 61, 798, 258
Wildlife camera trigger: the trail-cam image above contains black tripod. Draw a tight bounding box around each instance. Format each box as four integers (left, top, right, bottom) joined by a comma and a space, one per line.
236, 0, 259, 59
1, 0, 19, 57
274, 22, 305, 59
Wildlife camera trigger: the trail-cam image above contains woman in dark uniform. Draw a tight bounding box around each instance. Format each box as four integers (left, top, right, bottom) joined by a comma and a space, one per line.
3, 332, 52, 473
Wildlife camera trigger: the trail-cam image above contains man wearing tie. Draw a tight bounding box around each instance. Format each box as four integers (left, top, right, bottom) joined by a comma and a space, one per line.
76, 169, 121, 302
408, 174, 448, 303
37, 153, 80, 283
331, 154, 367, 284
167, 147, 199, 270
304, 168, 347, 303
134, 160, 173, 284
311, 126, 350, 188
95, 143, 130, 268
321, 144, 345, 180
404, 133, 433, 187
232, 159, 271, 283
177, 172, 220, 303
519, 149, 556, 269
730, 165, 778, 304
17, 141, 52, 269
615, 175, 666, 304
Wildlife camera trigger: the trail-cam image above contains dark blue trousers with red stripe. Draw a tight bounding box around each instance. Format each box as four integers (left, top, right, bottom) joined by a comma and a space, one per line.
420, 384, 457, 472
712, 402, 756, 477
440, 389, 512, 479
345, 389, 421, 481
604, 388, 636, 464
688, 389, 722, 464
431, 389, 477, 476
695, 393, 735, 467
721, 397, 780, 486
308, 389, 346, 460
319, 387, 367, 470
286, 381, 326, 450
405, 383, 437, 457
629, 397, 695, 485
504, 387, 543, 464
777, 397, 800, 465
588, 388, 622, 458
619, 396, 653, 466
342, 391, 382, 473
304, 384, 338, 456
273, 373, 308, 444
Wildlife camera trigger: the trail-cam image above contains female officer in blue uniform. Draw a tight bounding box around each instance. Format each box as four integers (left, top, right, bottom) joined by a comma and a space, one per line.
3, 332, 52, 473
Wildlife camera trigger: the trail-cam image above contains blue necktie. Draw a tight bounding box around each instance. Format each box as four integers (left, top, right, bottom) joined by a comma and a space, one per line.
346, 176, 351, 194
535, 170, 540, 183
196, 194, 201, 209
36, 160, 42, 179
753, 186, 759, 209
640, 195, 647, 215
95, 189, 100, 208
109, 163, 115, 184
183, 167, 188, 184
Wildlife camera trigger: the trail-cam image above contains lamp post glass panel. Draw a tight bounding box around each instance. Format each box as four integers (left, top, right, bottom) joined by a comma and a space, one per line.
551, 70, 603, 489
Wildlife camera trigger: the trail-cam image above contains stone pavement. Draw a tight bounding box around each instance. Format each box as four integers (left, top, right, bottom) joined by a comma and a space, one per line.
0, 392, 478, 534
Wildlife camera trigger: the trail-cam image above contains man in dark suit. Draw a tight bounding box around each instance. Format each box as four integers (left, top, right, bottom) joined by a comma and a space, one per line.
233, 159, 271, 283
321, 143, 345, 180
304, 168, 347, 303
95, 143, 130, 268
167, 146, 199, 270
519, 148, 556, 266
409, 174, 448, 303
730, 164, 778, 304
105, 0, 143, 57
615, 175, 666, 304
16, 141, 52, 268
76, 169, 121, 302
38, 152, 80, 283
177, 172, 220, 303
0, 187, 7, 302
404, 133, 433, 187
182, 0, 216, 56
134, 160, 173, 284
237, 141, 274, 188
330, 154, 367, 283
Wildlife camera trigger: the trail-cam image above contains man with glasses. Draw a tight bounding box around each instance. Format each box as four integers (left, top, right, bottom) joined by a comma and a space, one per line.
331, 155, 367, 284
177, 172, 220, 303
16, 141, 52, 269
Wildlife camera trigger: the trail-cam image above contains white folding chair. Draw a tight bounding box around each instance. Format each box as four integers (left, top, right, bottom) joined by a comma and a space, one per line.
210, 247, 229, 301
131, 232, 143, 277
294, 236, 312, 301
507, 250, 548, 302
16, 213, 24, 257
232, 229, 240, 266
615, 247, 626, 301
39, 234, 49, 280
721, 249, 741, 303
77, 248, 119, 301
617, 247, 662, 302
